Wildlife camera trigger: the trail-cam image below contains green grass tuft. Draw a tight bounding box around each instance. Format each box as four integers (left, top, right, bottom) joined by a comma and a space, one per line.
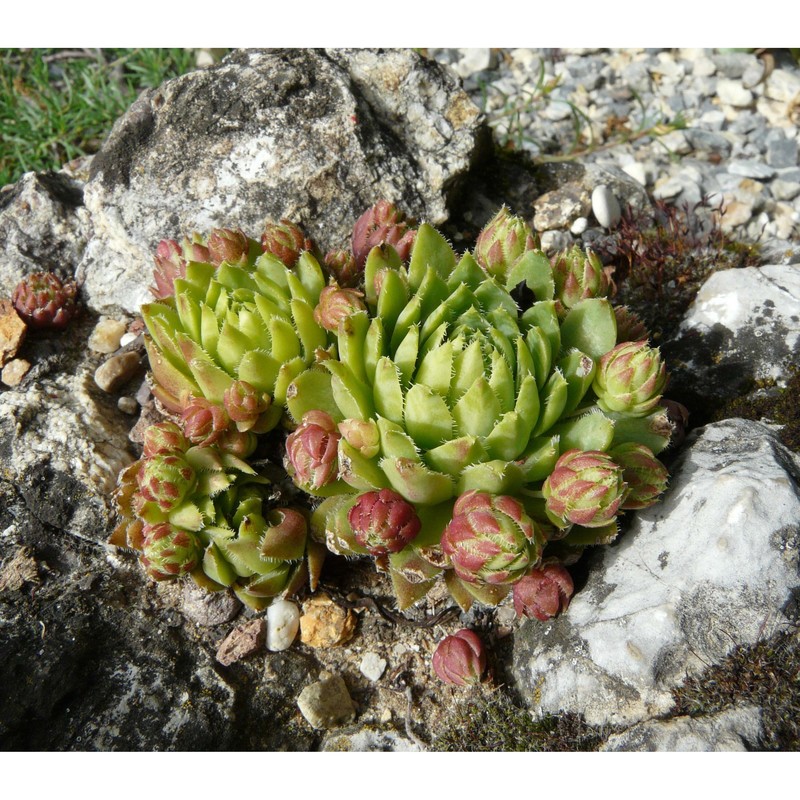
0, 48, 200, 187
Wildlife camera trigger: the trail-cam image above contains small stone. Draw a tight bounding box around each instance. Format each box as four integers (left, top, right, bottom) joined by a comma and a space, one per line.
117, 396, 138, 415
591, 185, 621, 229
657, 130, 692, 155
1, 358, 32, 387
621, 162, 647, 186
300, 594, 356, 648
539, 230, 573, 255
180, 581, 242, 626
770, 179, 800, 201
570, 217, 589, 235
216, 619, 267, 667
653, 176, 684, 201
683, 128, 732, 156
94, 352, 142, 393
728, 160, 777, 180
266, 598, 301, 651
0, 300, 27, 368
533, 183, 591, 231
716, 79, 753, 108
717, 200, 754, 231
0, 547, 40, 592
88, 317, 127, 354
764, 68, 800, 103
297, 675, 356, 729
359, 652, 387, 682
451, 48, 493, 79
766, 137, 798, 169
119, 331, 138, 348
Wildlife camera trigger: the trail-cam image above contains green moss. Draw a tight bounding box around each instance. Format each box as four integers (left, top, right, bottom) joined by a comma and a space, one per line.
431, 687, 602, 752
670, 630, 800, 750
712, 369, 800, 452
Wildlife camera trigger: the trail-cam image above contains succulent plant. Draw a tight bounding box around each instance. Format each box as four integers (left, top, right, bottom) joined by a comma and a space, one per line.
474, 206, 538, 282
542, 449, 628, 529
12, 271, 78, 330
261, 219, 313, 267
119, 204, 676, 619
151, 235, 212, 299
348, 489, 422, 556
141, 227, 330, 433
432, 629, 487, 686
290, 209, 674, 611
512, 562, 574, 621
593, 340, 667, 416
351, 199, 416, 270
551, 245, 609, 311
441, 492, 544, 586
113, 422, 324, 609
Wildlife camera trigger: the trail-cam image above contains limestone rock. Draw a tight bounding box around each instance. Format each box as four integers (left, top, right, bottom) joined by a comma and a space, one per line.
601, 706, 763, 752
665, 264, 800, 406
322, 726, 422, 751
0, 171, 92, 293
78, 48, 483, 315
512, 419, 800, 728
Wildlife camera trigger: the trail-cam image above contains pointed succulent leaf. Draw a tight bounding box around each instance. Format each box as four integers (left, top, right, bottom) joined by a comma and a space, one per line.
560, 298, 617, 360
424, 436, 488, 477
286, 367, 339, 423
407, 223, 456, 291
531, 369, 569, 436
380, 457, 455, 505
551, 411, 615, 453
404, 383, 453, 449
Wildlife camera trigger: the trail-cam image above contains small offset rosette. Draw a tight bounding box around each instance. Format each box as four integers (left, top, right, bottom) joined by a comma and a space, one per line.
593, 341, 667, 417
441, 491, 544, 586
432, 629, 488, 686
542, 449, 628, 529
512, 562, 575, 621
347, 489, 422, 557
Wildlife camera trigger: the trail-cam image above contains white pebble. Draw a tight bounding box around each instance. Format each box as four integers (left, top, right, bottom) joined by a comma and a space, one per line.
117, 396, 138, 415
591, 185, 621, 229
119, 332, 138, 348
266, 598, 301, 651
570, 217, 588, 235
359, 652, 387, 682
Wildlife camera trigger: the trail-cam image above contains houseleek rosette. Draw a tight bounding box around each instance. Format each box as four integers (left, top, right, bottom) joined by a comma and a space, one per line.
286, 215, 673, 610
112, 421, 325, 609
142, 242, 330, 433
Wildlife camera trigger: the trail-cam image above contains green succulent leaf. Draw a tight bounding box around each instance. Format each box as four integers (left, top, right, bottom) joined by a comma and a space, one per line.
560, 298, 617, 360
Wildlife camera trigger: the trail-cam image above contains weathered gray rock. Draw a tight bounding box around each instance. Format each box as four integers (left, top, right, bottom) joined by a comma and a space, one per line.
78, 48, 483, 315
322, 725, 422, 751
0, 171, 92, 292
665, 264, 800, 405
601, 706, 763, 752
512, 419, 800, 728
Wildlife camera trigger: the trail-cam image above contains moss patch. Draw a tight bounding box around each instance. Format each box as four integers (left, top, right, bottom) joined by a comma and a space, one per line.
712, 369, 800, 453
670, 629, 800, 750
431, 687, 603, 752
